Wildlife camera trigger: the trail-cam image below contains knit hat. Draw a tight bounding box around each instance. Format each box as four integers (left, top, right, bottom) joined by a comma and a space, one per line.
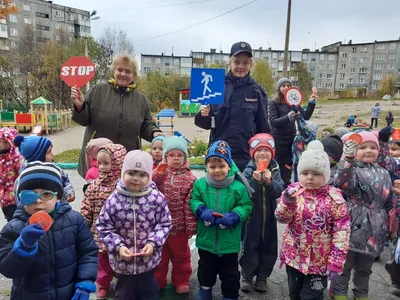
163, 136, 188, 160
122, 150, 153, 180
14, 135, 52, 162
320, 134, 343, 163
305, 121, 318, 135
334, 127, 350, 138
358, 131, 379, 150
297, 140, 330, 185
248, 133, 275, 159
205, 140, 232, 166
151, 136, 165, 147
276, 77, 291, 91
17, 161, 63, 201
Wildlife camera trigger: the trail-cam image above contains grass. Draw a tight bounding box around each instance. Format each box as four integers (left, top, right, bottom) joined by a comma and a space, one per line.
339, 109, 400, 129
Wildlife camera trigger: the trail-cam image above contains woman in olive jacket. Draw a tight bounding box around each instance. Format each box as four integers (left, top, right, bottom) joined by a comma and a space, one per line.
71, 54, 162, 178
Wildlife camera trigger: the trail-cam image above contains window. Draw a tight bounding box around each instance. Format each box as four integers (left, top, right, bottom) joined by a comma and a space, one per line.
360, 78, 365, 84
164, 62, 170, 66
143, 67, 151, 73
340, 63, 346, 69
280, 52, 285, 59
388, 64, 394, 69
320, 54, 325, 60
340, 73, 345, 79
378, 44, 385, 50
173, 68, 179, 74
272, 52, 277, 59
319, 64, 324, 69
389, 54, 396, 59
68, 25, 74, 32
9, 15, 17, 23
341, 53, 348, 58
352, 47, 357, 53
374, 73, 382, 80
372, 84, 378, 90
37, 25, 50, 31
23, 4, 30, 11
302, 53, 308, 59
328, 54, 335, 61
0, 24, 6, 32
68, 14, 74, 21
271, 62, 277, 69
11, 41, 17, 48
350, 68, 355, 73
155, 58, 161, 64
55, 35, 60, 41
205, 55, 211, 61
326, 83, 333, 88
327, 74, 333, 79
254, 51, 260, 58
24, 17, 31, 24
174, 58, 179, 65
36, 12, 49, 18
360, 57, 368, 63
311, 58, 316, 62
376, 54, 385, 60
10, 28, 17, 36
348, 78, 353, 84
143, 57, 151, 64
317, 82, 322, 88
55, 10, 63, 18
318, 73, 323, 79
193, 53, 202, 59
310, 67, 315, 71
376, 64, 383, 70
361, 46, 368, 53
390, 43, 397, 49
359, 67, 367, 73
55, 23, 61, 29
328, 64, 334, 70
339, 83, 346, 89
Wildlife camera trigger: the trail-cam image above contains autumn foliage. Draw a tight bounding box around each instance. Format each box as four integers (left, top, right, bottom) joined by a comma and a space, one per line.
0, 0, 18, 20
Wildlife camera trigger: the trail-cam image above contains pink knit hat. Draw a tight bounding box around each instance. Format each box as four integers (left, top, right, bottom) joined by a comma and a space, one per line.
121, 150, 153, 180
358, 131, 379, 150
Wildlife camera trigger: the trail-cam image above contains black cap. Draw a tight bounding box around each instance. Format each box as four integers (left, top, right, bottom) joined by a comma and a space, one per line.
230, 41, 253, 57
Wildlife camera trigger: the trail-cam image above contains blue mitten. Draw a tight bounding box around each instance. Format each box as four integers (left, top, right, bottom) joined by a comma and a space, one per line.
218, 211, 240, 229
72, 281, 96, 300
196, 205, 216, 226
20, 224, 45, 250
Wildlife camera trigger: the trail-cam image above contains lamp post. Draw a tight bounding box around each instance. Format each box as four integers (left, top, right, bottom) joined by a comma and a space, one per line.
84, 10, 100, 92
283, 0, 292, 77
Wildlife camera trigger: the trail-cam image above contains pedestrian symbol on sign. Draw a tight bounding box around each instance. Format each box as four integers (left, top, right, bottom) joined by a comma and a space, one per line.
201, 72, 213, 96
190, 68, 225, 105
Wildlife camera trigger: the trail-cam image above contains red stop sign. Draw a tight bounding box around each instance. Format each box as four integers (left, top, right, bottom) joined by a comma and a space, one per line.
60, 56, 96, 87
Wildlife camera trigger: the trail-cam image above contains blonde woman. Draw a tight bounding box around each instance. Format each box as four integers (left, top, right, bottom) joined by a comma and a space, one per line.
71, 54, 163, 178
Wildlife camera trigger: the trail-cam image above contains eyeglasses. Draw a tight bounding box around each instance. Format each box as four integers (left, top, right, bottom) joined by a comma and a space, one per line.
19, 190, 57, 205
166, 154, 185, 160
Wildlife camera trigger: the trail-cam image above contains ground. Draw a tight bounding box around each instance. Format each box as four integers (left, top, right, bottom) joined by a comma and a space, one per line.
0, 100, 399, 299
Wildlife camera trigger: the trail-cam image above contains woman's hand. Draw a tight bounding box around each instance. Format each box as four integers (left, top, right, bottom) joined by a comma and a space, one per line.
153, 132, 164, 138
71, 86, 84, 112
200, 105, 210, 117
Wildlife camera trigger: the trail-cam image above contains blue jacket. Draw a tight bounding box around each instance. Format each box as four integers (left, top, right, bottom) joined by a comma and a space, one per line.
194, 72, 270, 170
0, 202, 98, 300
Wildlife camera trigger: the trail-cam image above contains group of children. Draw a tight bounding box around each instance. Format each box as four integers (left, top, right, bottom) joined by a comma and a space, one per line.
0, 122, 400, 300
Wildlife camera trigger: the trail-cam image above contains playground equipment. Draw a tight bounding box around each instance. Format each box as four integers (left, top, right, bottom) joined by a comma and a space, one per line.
179, 88, 201, 116
0, 97, 72, 135
155, 108, 174, 135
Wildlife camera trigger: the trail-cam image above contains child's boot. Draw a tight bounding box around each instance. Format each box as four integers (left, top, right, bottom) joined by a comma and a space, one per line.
254, 277, 267, 293
96, 286, 108, 300
333, 296, 348, 300
176, 284, 190, 294
240, 278, 252, 293
390, 284, 400, 296
195, 287, 212, 300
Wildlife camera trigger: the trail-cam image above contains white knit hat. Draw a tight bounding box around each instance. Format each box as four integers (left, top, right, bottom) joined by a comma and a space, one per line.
297, 140, 330, 185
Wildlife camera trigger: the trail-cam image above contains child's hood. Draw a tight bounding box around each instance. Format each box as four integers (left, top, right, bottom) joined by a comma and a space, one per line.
0, 127, 18, 148
98, 143, 127, 182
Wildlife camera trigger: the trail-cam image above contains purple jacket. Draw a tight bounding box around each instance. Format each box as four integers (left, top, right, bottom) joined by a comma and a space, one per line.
96, 181, 171, 275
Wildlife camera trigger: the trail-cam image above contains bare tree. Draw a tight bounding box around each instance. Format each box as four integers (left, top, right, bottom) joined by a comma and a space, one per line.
98, 25, 135, 57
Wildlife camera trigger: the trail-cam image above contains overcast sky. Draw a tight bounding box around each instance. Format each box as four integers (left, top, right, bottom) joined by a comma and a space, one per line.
55, 0, 399, 59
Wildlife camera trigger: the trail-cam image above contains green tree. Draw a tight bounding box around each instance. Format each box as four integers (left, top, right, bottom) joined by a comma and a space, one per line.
293, 61, 313, 99
379, 72, 398, 96
251, 60, 274, 95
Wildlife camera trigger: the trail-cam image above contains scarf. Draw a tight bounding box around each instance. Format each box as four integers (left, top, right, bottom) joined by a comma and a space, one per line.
205, 173, 234, 189
116, 183, 153, 197
108, 77, 136, 93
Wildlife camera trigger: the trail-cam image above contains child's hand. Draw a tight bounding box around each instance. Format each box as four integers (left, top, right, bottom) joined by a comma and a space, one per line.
263, 169, 272, 185
253, 170, 262, 182
282, 187, 298, 203
343, 140, 358, 160
394, 180, 400, 195
119, 246, 133, 261
141, 244, 154, 257
155, 162, 168, 175
66, 195, 75, 202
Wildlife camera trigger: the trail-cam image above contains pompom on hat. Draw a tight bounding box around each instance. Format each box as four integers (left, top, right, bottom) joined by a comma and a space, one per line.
14, 135, 52, 162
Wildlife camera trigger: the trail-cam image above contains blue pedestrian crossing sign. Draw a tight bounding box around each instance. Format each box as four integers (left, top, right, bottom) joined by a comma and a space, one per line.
190, 68, 225, 105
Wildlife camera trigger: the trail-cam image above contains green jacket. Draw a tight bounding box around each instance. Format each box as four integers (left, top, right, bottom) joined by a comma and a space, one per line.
72, 82, 160, 178
190, 165, 252, 255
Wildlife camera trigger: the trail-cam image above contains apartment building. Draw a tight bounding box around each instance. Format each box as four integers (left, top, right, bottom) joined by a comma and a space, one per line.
0, 0, 91, 51
141, 54, 192, 76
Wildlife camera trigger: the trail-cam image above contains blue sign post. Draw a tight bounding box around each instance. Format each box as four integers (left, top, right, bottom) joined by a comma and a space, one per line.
190, 68, 225, 105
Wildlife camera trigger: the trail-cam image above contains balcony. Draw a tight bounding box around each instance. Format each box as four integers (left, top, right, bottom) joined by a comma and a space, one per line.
0, 25, 8, 39
0, 45, 9, 51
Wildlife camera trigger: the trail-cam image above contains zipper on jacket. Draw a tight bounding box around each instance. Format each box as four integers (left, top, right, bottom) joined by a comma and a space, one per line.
215, 190, 220, 254
262, 187, 267, 241
116, 93, 124, 142
132, 198, 138, 275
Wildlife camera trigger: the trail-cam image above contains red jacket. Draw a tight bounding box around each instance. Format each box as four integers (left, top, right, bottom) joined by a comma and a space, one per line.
153, 162, 197, 236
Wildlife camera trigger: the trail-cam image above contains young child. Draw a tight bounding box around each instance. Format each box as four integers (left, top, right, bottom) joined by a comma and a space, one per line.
81, 143, 127, 300
96, 150, 172, 300
152, 136, 197, 294
386, 111, 394, 127
14, 135, 75, 203
292, 114, 317, 182
0, 128, 23, 221
85, 138, 112, 181
332, 131, 393, 299
275, 140, 350, 300
320, 134, 344, 185
150, 136, 165, 169
190, 140, 252, 300
240, 134, 284, 293
0, 161, 98, 299
334, 127, 350, 139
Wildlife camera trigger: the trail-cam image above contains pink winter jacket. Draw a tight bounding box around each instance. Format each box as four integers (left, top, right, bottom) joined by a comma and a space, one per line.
275, 182, 351, 276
